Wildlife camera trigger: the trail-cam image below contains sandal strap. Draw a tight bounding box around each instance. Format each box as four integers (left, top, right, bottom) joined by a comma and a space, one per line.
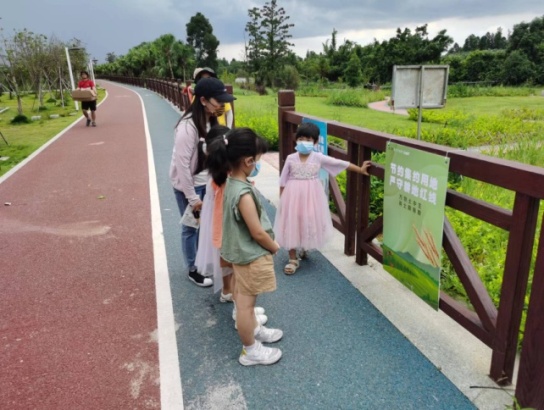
284, 259, 299, 275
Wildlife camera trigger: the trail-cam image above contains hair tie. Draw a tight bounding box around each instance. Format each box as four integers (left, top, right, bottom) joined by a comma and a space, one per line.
223, 135, 228, 146
202, 142, 208, 155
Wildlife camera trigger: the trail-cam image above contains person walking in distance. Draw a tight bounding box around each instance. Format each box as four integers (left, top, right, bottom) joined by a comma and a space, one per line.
77, 71, 97, 127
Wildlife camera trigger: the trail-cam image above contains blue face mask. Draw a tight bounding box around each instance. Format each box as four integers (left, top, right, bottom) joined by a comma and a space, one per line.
249, 161, 261, 177
295, 141, 315, 155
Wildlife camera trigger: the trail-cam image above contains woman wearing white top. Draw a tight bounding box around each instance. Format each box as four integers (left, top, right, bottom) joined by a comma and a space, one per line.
170, 77, 236, 287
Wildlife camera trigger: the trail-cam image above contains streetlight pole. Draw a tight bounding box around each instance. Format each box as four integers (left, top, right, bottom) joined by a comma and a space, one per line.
64, 47, 78, 110
89, 58, 98, 84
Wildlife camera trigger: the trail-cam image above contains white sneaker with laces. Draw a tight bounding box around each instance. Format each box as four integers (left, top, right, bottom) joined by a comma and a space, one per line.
254, 325, 283, 343
234, 314, 268, 330
219, 292, 233, 303
239, 341, 282, 366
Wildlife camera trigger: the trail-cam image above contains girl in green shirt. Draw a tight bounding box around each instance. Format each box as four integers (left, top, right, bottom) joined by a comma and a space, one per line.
206, 127, 283, 366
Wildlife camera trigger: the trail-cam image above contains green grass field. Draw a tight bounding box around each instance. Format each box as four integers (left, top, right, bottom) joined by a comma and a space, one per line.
233, 87, 544, 150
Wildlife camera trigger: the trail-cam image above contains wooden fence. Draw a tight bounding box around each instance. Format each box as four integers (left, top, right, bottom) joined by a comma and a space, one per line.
278, 90, 544, 409
100, 76, 236, 115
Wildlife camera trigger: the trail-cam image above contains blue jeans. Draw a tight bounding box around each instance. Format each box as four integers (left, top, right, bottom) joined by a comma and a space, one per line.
174, 185, 206, 272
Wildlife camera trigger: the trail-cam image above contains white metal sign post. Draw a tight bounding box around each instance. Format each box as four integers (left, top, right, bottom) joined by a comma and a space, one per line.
391, 65, 449, 140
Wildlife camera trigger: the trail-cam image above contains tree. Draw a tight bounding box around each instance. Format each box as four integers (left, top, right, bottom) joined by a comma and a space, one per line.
463, 50, 505, 83
0, 31, 26, 115
186, 13, 219, 68
462, 34, 480, 52
356, 25, 452, 84
153, 34, 181, 78
12, 29, 48, 107
344, 51, 363, 87
245, 0, 294, 87
501, 50, 535, 85
508, 15, 544, 83
106, 52, 117, 63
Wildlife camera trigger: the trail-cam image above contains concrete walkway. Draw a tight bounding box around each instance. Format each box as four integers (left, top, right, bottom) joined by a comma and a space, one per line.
0, 81, 515, 409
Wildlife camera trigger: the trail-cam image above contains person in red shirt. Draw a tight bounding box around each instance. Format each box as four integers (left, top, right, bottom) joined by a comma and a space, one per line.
77, 71, 97, 127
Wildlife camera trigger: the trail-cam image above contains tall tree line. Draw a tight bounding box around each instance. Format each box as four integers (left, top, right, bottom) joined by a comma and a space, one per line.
96, 6, 543, 88
96, 13, 220, 80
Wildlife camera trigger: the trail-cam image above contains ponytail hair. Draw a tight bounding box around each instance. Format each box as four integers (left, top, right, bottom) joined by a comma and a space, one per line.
175, 97, 218, 175
206, 127, 268, 186
203, 125, 230, 169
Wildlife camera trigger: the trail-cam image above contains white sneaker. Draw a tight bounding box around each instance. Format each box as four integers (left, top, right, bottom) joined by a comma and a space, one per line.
234, 314, 268, 329
239, 341, 282, 366
254, 325, 283, 343
232, 306, 265, 320
219, 292, 233, 303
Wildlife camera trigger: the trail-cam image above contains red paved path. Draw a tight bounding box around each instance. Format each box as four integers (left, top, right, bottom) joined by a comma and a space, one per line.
0, 83, 161, 408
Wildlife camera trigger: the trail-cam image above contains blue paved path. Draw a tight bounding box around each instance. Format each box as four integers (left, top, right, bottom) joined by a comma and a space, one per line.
123, 83, 475, 409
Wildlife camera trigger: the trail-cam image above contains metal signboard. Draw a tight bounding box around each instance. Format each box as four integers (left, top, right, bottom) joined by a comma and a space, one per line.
391, 65, 449, 109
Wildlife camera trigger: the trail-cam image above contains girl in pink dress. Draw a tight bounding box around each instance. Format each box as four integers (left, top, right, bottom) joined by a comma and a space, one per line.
274, 122, 371, 274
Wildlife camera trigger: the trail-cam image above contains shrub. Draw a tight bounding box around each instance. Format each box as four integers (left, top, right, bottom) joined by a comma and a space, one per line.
279, 65, 300, 90
38, 106, 48, 111
327, 89, 366, 107
326, 89, 387, 108
46, 97, 57, 103
447, 85, 538, 98
235, 110, 279, 150
11, 114, 30, 124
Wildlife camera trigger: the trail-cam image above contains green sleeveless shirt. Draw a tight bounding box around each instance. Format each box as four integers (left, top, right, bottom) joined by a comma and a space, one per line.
220, 177, 275, 265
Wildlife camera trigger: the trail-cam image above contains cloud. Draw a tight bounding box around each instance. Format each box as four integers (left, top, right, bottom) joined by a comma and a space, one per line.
1, 0, 542, 64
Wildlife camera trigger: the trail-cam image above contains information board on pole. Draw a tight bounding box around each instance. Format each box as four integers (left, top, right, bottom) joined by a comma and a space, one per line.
391, 65, 449, 109
382, 142, 450, 310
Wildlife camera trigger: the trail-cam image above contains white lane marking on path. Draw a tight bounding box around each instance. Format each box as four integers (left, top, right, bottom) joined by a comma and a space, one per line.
0, 91, 110, 185
112, 81, 184, 409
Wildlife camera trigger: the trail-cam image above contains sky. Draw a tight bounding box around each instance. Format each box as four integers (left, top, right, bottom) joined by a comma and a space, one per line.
1, 1, 543, 64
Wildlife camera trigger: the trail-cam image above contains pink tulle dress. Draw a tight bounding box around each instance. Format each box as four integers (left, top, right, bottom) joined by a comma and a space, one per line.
273, 151, 349, 250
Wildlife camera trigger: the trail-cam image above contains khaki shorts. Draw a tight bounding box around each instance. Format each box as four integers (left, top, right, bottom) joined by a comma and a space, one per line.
233, 254, 276, 296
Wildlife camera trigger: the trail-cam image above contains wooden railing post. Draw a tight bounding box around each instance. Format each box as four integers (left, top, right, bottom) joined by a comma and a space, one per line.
277, 90, 296, 173
516, 215, 544, 408
354, 143, 372, 263
344, 141, 359, 256
491, 193, 539, 383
